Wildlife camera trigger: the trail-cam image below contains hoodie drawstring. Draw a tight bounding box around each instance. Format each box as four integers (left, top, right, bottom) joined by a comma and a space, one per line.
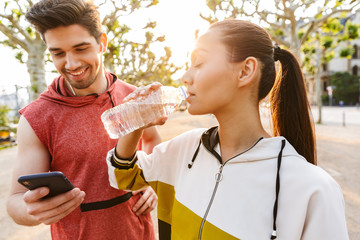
271, 139, 286, 239
188, 139, 202, 169
188, 128, 286, 239
107, 92, 115, 107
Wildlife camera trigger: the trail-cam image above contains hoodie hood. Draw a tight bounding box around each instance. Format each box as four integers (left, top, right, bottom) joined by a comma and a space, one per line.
200, 126, 304, 164
38, 71, 116, 108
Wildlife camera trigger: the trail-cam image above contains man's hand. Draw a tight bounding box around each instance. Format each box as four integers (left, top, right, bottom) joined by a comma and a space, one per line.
23, 187, 85, 225
131, 186, 158, 216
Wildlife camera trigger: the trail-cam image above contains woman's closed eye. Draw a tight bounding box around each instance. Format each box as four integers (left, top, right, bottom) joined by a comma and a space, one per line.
192, 58, 204, 68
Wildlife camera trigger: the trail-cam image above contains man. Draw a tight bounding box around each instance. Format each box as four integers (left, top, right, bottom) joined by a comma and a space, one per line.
6, 0, 160, 239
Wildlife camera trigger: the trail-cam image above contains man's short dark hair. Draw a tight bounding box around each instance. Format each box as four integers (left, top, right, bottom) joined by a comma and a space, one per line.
26, 0, 103, 43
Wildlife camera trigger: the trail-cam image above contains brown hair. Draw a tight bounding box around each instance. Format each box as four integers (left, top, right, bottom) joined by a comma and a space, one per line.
210, 19, 316, 165
25, 0, 103, 43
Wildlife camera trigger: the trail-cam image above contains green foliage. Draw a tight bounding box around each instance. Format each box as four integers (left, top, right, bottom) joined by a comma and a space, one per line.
321, 35, 333, 49
345, 21, 359, 39
323, 51, 335, 62
1, 1, 46, 100
1, 0, 181, 99
15, 52, 24, 64
321, 18, 343, 34
321, 94, 329, 105
298, 29, 305, 40
330, 72, 360, 105
0, 105, 11, 127
301, 17, 359, 74
274, 28, 285, 37
339, 47, 354, 58
102, 0, 181, 87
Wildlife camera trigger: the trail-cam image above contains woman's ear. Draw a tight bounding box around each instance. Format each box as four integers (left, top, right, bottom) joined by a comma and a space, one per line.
100, 32, 108, 53
237, 57, 258, 88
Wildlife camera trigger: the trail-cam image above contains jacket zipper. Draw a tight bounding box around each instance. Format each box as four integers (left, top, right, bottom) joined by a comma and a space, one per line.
197, 137, 263, 239
198, 163, 225, 240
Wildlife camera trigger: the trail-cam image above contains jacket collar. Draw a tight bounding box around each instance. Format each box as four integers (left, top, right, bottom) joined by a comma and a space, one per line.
199, 126, 302, 164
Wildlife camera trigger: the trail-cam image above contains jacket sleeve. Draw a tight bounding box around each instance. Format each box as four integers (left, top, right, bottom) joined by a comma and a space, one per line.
106, 148, 149, 191
301, 177, 349, 240
106, 128, 205, 193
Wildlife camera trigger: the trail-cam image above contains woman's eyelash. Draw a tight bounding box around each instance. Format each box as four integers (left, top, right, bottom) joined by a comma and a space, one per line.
193, 62, 203, 68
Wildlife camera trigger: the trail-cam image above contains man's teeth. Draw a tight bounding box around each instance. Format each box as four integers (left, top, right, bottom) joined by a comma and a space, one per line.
71, 69, 85, 76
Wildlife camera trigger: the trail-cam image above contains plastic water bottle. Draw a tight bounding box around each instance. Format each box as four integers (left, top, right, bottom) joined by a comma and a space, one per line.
101, 85, 187, 138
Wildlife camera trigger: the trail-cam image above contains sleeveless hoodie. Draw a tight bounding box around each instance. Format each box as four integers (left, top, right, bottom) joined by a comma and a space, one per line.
19, 72, 154, 240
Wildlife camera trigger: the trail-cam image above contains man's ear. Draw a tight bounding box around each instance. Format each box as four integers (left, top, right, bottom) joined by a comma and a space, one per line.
99, 32, 108, 53
237, 57, 258, 87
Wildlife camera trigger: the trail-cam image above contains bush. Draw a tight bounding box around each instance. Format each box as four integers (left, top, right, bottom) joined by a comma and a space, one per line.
330, 72, 360, 105
0, 105, 11, 127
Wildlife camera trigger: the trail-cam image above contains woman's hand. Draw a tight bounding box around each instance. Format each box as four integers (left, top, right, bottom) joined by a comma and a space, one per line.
115, 82, 167, 159
124, 82, 162, 102
131, 186, 158, 216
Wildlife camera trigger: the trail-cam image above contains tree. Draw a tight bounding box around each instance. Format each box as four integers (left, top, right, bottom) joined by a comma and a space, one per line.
301, 16, 359, 122
0, 0, 181, 102
201, 0, 360, 123
0, 105, 11, 127
0, 0, 47, 101
201, 0, 360, 61
101, 0, 181, 87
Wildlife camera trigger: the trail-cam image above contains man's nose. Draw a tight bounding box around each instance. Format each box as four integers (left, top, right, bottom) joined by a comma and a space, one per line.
65, 53, 81, 70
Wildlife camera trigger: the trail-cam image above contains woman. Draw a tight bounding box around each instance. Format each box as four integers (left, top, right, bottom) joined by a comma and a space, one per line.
106, 20, 348, 240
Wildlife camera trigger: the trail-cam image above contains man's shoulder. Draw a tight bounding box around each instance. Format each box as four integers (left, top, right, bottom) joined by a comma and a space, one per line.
109, 77, 137, 104
113, 78, 136, 91
19, 97, 52, 116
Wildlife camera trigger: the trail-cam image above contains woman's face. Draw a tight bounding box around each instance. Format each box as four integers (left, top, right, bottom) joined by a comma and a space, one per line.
182, 29, 240, 116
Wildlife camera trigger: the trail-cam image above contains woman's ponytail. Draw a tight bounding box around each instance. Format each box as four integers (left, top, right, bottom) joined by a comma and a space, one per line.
270, 47, 316, 165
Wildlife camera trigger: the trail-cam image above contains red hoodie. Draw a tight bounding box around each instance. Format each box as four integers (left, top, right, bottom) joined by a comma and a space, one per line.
19, 72, 154, 240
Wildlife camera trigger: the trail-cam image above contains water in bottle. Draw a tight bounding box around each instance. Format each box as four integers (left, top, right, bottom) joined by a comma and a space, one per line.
101, 85, 187, 138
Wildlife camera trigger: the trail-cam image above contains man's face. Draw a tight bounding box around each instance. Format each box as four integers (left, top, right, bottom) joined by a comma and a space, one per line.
44, 24, 105, 91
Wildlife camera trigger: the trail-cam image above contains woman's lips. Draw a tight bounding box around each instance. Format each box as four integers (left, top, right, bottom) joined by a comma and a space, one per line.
186, 92, 195, 102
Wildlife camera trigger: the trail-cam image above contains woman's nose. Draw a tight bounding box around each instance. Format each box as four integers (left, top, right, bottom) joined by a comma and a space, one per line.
181, 70, 192, 85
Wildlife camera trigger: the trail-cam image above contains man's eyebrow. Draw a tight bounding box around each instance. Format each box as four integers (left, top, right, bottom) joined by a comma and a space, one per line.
73, 42, 92, 48
48, 42, 92, 52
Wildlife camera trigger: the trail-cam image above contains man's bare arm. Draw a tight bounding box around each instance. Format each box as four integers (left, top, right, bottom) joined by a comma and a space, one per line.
6, 116, 85, 225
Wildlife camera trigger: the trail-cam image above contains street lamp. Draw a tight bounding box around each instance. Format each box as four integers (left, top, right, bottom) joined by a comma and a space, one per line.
326, 86, 334, 106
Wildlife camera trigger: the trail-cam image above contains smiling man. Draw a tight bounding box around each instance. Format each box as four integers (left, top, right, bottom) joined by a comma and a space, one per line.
6, 0, 160, 239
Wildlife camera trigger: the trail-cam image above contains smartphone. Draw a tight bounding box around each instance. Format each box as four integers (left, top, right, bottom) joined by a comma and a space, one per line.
17, 171, 74, 199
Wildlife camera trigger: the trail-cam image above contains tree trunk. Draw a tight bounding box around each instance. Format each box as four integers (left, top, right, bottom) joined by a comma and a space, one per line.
26, 40, 47, 101
291, 41, 302, 63
315, 39, 323, 124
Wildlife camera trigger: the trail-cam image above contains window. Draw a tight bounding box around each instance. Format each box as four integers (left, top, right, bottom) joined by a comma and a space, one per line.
353, 45, 358, 59
322, 63, 327, 72
352, 65, 358, 76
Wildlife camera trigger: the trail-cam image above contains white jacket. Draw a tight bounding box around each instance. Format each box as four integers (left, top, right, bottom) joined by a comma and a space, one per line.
107, 127, 348, 240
